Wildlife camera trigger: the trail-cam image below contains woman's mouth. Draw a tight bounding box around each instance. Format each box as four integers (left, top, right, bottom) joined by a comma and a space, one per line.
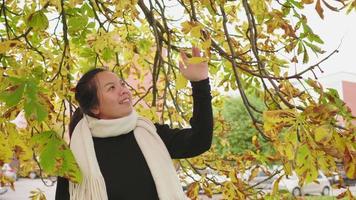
119, 98, 130, 104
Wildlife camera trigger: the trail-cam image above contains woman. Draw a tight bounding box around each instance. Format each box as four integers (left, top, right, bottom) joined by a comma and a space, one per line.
55, 47, 213, 200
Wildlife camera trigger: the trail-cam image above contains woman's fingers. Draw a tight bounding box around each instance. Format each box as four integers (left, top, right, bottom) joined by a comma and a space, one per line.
180, 50, 189, 63
192, 46, 201, 57
179, 61, 186, 71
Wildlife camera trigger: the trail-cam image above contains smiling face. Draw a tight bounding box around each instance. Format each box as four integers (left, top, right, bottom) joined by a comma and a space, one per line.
91, 71, 133, 119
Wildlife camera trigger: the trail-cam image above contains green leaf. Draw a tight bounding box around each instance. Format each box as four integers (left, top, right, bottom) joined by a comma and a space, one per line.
87, 22, 96, 29
304, 41, 325, 54
68, 16, 88, 33
31, 131, 52, 148
326, 88, 340, 98
32, 131, 82, 183
26, 81, 39, 99
303, 48, 309, 63
295, 20, 302, 31
309, 33, 324, 44
0, 84, 25, 107
24, 99, 48, 122
27, 10, 49, 31
30, 32, 41, 46
302, 23, 313, 34
102, 47, 114, 61
40, 135, 61, 173
288, 0, 304, 9
296, 144, 309, 165
81, 3, 95, 18
79, 47, 96, 57
22, 81, 47, 122
138, 39, 152, 53
297, 41, 304, 55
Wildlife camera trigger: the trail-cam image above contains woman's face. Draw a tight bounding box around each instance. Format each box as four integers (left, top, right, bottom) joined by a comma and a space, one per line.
91, 71, 133, 119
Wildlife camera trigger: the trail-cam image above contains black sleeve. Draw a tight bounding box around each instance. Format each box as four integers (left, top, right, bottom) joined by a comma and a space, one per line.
55, 176, 69, 200
155, 78, 213, 159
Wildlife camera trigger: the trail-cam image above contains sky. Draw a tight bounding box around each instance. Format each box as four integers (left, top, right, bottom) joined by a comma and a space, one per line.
5, 1, 356, 81
210, 3, 356, 96
40, 1, 356, 79
301, 5, 356, 78
163, 2, 356, 79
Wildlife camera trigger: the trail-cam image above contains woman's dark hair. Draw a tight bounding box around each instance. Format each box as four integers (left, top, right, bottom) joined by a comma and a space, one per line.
69, 68, 106, 137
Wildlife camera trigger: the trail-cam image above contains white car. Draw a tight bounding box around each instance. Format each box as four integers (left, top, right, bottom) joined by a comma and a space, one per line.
247, 167, 331, 196
0, 168, 8, 195
244, 165, 278, 190
278, 171, 331, 196
0, 186, 7, 195
178, 168, 229, 191
2, 163, 17, 181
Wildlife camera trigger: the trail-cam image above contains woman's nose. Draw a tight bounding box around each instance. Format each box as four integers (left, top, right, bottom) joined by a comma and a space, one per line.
118, 85, 128, 96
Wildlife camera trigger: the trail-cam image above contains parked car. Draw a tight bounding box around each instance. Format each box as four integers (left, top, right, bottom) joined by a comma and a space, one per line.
247, 167, 331, 196
339, 170, 356, 186
178, 168, 229, 192
2, 163, 17, 181
278, 171, 331, 196
0, 186, 7, 195
0, 164, 11, 196
0, 169, 8, 195
326, 172, 340, 185
246, 167, 276, 190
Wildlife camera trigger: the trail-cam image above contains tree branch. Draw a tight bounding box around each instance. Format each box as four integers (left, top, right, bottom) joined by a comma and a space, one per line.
220, 5, 268, 140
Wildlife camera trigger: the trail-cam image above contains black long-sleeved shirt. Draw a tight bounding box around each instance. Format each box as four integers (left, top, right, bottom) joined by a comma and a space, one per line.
55, 78, 213, 200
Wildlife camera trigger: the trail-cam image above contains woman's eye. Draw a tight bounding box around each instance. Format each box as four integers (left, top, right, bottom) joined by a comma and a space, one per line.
120, 81, 126, 87
109, 85, 115, 90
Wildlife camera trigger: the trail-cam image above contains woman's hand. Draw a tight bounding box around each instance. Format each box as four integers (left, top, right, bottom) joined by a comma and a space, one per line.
179, 46, 208, 82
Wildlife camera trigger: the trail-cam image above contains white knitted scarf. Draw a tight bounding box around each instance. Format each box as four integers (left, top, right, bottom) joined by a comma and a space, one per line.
69, 110, 187, 200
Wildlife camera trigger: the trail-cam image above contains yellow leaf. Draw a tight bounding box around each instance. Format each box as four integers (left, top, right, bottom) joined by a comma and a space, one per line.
302, 0, 314, 4
314, 125, 331, 143
222, 182, 236, 199
190, 25, 202, 38
248, 166, 260, 182
202, 38, 211, 50
283, 162, 293, 176
285, 142, 295, 160
263, 109, 297, 139
252, 135, 260, 149
181, 21, 192, 34
0, 40, 21, 54
346, 163, 356, 179
344, 147, 356, 179
187, 57, 207, 64
272, 175, 283, 196
186, 182, 200, 200
316, 152, 331, 172
228, 168, 238, 183
202, 182, 213, 198
69, 0, 84, 7
175, 74, 188, 90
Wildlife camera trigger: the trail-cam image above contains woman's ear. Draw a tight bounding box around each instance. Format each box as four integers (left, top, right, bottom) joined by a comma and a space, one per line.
90, 106, 100, 115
